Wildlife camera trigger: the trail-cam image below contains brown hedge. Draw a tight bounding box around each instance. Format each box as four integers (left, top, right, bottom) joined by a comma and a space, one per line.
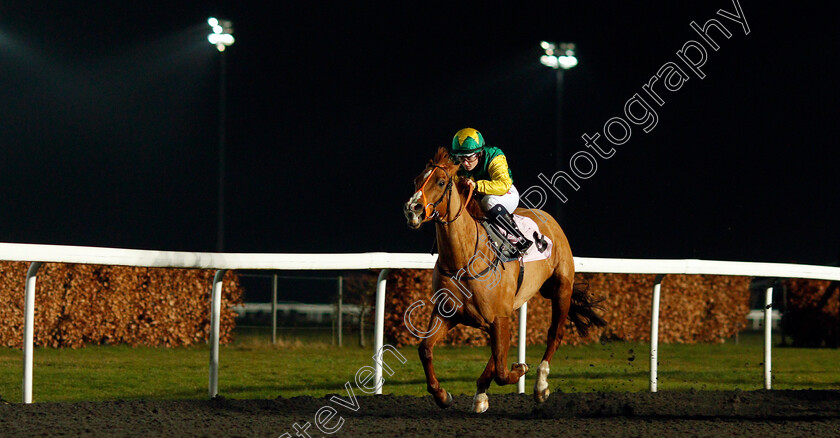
0, 262, 243, 348
384, 269, 750, 347
783, 279, 839, 347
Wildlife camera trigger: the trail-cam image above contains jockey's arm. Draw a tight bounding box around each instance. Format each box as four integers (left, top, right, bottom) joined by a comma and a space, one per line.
476, 155, 513, 195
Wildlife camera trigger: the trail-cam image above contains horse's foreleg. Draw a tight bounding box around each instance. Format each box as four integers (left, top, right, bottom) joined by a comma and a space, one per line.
418, 312, 455, 409
535, 281, 573, 403
490, 316, 529, 387
472, 357, 496, 413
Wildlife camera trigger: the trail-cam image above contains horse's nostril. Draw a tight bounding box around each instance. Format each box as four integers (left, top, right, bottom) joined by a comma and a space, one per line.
412, 203, 422, 212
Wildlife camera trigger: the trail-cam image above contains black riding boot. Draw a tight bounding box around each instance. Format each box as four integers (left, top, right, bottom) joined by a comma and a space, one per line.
487, 204, 532, 254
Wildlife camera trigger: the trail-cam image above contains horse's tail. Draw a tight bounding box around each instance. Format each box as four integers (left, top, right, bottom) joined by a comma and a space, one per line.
568, 282, 607, 338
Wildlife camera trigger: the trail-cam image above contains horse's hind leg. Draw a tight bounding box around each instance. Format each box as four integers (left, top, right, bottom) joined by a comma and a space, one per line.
535, 279, 572, 403
418, 311, 456, 409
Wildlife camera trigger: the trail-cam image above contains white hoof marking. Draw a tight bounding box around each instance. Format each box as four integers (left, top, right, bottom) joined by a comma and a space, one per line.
473, 392, 489, 414
534, 360, 550, 402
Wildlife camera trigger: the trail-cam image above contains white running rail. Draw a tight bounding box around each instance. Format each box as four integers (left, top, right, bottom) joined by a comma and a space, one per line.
2, 242, 839, 403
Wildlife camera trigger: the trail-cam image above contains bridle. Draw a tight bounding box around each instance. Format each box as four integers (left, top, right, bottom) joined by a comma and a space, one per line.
415, 164, 474, 225
414, 162, 522, 292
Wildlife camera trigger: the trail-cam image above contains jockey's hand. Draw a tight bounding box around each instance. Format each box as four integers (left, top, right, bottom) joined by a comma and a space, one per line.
465, 179, 476, 189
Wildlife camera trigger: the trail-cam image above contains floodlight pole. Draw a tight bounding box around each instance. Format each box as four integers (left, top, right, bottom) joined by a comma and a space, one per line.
216, 50, 227, 252
208, 17, 234, 252
554, 68, 565, 224
540, 41, 577, 225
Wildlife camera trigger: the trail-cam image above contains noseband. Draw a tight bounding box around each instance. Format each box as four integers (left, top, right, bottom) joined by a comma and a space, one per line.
416, 164, 474, 225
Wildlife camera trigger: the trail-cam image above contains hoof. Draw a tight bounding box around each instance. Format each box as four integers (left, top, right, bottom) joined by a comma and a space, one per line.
472, 393, 489, 414
534, 387, 551, 403
433, 390, 453, 409
513, 362, 530, 375
534, 360, 551, 403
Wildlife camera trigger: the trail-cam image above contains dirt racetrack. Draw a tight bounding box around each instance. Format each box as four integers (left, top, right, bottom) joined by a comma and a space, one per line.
2, 390, 840, 437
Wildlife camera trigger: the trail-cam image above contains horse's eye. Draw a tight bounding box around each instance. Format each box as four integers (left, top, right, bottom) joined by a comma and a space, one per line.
437, 179, 446, 187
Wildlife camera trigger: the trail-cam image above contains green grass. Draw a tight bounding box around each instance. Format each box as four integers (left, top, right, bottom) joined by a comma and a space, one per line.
1, 330, 838, 403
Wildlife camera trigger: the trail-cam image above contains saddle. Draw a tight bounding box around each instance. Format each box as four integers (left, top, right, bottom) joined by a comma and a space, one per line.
435, 215, 551, 298
480, 221, 521, 262
480, 216, 549, 263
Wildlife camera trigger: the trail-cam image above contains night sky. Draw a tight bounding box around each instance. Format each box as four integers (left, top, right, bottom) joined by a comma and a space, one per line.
1, 1, 838, 266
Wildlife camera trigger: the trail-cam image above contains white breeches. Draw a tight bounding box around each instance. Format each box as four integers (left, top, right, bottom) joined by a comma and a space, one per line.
480, 184, 520, 213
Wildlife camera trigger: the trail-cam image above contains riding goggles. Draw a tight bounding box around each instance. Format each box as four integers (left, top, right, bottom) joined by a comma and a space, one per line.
454, 152, 479, 162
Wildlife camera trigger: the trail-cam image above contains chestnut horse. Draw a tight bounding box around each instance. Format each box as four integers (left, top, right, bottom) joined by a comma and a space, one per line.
403, 147, 606, 413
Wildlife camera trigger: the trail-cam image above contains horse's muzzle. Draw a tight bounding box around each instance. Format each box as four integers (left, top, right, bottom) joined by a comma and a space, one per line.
404, 196, 424, 229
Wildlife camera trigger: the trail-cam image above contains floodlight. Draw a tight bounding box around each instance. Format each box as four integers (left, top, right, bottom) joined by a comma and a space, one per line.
540, 41, 577, 70
207, 17, 234, 52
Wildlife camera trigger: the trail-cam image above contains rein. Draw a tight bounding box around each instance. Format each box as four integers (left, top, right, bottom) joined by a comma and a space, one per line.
436, 220, 526, 294
417, 164, 474, 225
417, 162, 523, 294
437, 220, 500, 278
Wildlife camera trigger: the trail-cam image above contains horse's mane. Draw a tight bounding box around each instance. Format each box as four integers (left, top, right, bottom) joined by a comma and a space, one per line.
429, 147, 485, 220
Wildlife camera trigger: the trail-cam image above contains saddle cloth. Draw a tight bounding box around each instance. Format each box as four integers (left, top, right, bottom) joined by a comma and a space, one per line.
485, 214, 553, 263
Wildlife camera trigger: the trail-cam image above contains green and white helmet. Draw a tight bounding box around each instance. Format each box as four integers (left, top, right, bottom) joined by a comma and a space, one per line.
451, 128, 485, 156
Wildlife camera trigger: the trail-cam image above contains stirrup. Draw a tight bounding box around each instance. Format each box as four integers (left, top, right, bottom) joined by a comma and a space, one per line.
513, 234, 533, 253
505, 214, 532, 254
487, 205, 532, 255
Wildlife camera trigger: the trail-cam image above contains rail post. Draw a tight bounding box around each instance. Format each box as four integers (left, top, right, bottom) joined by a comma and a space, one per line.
373, 269, 389, 394
23, 261, 43, 404
337, 275, 343, 347
650, 274, 665, 393
764, 286, 773, 389
209, 269, 227, 398
517, 302, 527, 393
271, 274, 278, 344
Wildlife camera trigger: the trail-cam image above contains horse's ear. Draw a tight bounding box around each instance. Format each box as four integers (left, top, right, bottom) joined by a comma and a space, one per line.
434, 147, 461, 172
433, 146, 450, 165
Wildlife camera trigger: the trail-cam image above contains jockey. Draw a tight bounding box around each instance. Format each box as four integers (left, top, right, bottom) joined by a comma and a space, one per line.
450, 127, 534, 254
